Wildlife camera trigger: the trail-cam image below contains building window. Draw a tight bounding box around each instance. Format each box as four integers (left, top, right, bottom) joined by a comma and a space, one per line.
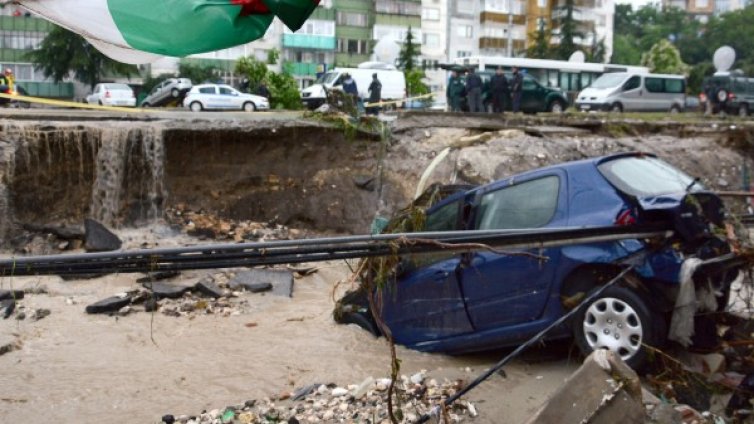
375, 0, 421, 15
336, 11, 367, 26
423, 33, 441, 48
457, 25, 473, 38
456, 50, 472, 58
696, 0, 709, 7
338, 39, 369, 54
422, 8, 440, 20
538, 0, 547, 7
288, 20, 335, 37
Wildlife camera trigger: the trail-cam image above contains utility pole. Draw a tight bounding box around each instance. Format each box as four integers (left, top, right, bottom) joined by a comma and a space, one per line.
506, 0, 513, 57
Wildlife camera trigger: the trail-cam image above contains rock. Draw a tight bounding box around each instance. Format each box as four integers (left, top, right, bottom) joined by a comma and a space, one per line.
30, 308, 50, 321
525, 350, 643, 424
85, 295, 132, 314
229, 269, 294, 297
161, 414, 176, 424
238, 412, 255, 424
0, 289, 24, 301
316, 384, 329, 395
410, 372, 424, 385
727, 372, 754, 417
648, 403, 682, 423
136, 271, 181, 284
351, 377, 375, 400
0, 299, 15, 319
353, 176, 375, 191
331, 387, 349, 397
322, 410, 334, 420
292, 383, 322, 401
144, 298, 158, 312
22, 223, 85, 240
118, 306, 133, 316
143, 282, 192, 299
84, 219, 122, 252
0, 336, 20, 356
194, 278, 225, 299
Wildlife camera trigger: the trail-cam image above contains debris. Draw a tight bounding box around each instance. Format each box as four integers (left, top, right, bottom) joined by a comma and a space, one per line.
230, 281, 272, 293
0, 336, 21, 356
194, 277, 225, 299
351, 376, 375, 399
0, 290, 24, 301
136, 271, 181, 284
143, 282, 192, 299
29, 308, 50, 321
1, 299, 15, 319
84, 218, 122, 252
85, 295, 132, 314
245, 322, 257, 328
525, 350, 643, 424
229, 269, 293, 297
353, 175, 375, 191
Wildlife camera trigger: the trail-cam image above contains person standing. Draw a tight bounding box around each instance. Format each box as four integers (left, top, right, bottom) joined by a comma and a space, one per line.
367, 73, 382, 115
489, 67, 510, 114
465, 68, 483, 113
446, 70, 465, 112
511, 66, 524, 113
342, 73, 359, 113
256, 81, 270, 99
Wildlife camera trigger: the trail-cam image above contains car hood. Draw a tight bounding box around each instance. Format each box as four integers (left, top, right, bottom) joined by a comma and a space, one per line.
578, 87, 615, 100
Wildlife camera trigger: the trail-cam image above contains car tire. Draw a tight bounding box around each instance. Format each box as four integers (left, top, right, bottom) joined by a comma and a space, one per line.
739, 104, 749, 117
610, 102, 623, 113
717, 89, 729, 103
171, 88, 179, 98
243, 102, 256, 112
573, 285, 663, 370
98, 100, 103, 106
670, 105, 681, 114
548, 100, 565, 113
190, 101, 203, 112
141, 103, 150, 108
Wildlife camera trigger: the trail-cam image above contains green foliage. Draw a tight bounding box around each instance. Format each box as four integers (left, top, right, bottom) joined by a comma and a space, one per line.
587, 32, 607, 63
235, 56, 268, 88
397, 27, 419, 71
611, 35, 642, 65
688, 62, 714, 94
527, 20, 552, 59
267, 70, 302, 110
27, 26, 137, 90
553, 0, 584, 60
641, 39, 690, 75
405, 69, 429, 97
266, 48, 280, 65
178, 62, 218, 84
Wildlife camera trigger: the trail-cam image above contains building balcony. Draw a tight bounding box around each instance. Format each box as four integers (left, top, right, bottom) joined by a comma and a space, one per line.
480, 12, 527, 25
479, 37, 526, 50
0, 15, 54, 32
286, 62, 323, 76
282, 34, 336, 50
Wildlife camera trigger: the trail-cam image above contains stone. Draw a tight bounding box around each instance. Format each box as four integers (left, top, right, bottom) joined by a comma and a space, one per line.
136, 271, 181, 284
194, 278, 225, 299
0, 290, 24, 301
0, 336, 20, 356
292, 383, 322, 401
331, 387, 349, 397
351, 377, 375, 400
410, 372, 424, 385
84, 219, 122, 252
231, 269, 294, 296
143, 282, 192, 299
22, 223, 85, 240
161, 414, 176, 424
60, 273, 109, 280
353, 175, 375, 192
30, 308, 50, 321
322, 410, 334, 420
85, 295, 132, 314
144, 298, 158, 312
525, 350, 643, 424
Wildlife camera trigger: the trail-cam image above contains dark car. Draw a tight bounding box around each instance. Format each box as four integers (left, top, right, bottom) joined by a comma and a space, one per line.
702, 72, 754, 116
337, 153, 735, 369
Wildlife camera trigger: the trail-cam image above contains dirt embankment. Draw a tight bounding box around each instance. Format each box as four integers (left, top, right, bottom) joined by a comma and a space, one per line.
1, 113, 754, 238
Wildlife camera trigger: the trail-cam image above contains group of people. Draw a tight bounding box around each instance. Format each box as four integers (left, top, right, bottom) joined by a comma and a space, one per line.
447, 66, 523, 114
340, 72, 382, 116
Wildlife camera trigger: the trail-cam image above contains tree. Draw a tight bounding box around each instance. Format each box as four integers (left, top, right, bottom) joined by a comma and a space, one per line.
235, 56, 268, 89
553, 0, 584, 60
587, 32, 607, 63
235, 56, 301, 110
27, 26, 137, 90
611, 35, 642, 65
405, 68, 429, 102
641, 39, 690, 75
178, 62, 219, 84
527, 19, 552, 59
397, 27, 419, 71
266, 48, 280, 65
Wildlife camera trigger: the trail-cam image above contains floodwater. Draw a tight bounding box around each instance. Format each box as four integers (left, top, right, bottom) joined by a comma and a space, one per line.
0, 227, 577, 423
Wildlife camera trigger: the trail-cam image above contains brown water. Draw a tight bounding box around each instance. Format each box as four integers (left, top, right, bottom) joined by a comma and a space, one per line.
0, 229, 577, 423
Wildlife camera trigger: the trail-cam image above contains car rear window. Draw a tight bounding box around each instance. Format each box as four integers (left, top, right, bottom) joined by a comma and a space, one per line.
597, 156, 700, 197
475, 176, 560, 230
105, 83, 131, 91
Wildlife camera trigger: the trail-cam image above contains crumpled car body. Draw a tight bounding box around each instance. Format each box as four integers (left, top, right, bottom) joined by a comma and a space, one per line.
338, 152, 735, 367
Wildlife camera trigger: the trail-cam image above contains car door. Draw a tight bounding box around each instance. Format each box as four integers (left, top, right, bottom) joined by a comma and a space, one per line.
218, 86, 239, 109
521, 76, 544, 112
381, 198, 475, 345
88, 84, 100, 104
459, 171, 567, 331
200, 86, 219, 109
618, 75, 643, 111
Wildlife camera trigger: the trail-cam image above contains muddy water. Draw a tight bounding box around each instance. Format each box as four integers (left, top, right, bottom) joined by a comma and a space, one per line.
0, 228, 577, 423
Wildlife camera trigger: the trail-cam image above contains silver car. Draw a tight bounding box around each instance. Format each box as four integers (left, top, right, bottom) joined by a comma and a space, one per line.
140, 78, 192, 107
183, 84, 270, 112
86, 83, 136, 107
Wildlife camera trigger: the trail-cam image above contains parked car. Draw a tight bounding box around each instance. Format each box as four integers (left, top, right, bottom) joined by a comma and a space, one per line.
183, 84, 269, 112
140, 78, 192, 107
575, 72, 686, 113
702, 72, 754, 116
336, 153, 735, 369
85, 83, 136, 107
301, 64, 406, 110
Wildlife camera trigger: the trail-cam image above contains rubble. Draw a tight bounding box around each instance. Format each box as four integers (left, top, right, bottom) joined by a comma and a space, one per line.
163, 373, 477, 424
165, 205, 296, 242
84, 218, 122, 252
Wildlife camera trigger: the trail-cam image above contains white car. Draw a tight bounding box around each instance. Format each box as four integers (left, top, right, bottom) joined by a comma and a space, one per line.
183, 84, 269, 112
86, 83, 136, 107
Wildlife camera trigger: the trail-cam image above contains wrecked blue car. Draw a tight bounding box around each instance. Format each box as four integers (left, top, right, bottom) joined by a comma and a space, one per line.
336, 153, 736, 369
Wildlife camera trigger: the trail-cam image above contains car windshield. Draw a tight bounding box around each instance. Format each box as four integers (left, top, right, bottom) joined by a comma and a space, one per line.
598, 156, 701, 197
317, 72, 339, 85
589, 73, 627, 89
104, 83, 131, 91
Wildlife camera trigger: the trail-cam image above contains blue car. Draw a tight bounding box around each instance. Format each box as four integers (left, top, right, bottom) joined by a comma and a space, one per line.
337, 153, 735, 369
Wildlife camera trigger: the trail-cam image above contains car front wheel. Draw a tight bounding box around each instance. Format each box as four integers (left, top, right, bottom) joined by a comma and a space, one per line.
573, 285, 662, 370
243, 102, 256, 112
610, 102, 623, 113
548, 100, 565, 113
171, 88, 179, 98
190, 101, 203, 112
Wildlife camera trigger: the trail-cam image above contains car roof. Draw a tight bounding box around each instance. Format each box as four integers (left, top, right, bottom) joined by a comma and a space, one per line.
427, 152, 656, 212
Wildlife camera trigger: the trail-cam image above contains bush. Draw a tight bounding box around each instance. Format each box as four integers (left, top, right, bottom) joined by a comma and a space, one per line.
268, 70, 302, 110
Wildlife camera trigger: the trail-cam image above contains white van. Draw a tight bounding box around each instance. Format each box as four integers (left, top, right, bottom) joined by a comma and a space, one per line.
575, 72, 686, 113
301, 63, 406, 109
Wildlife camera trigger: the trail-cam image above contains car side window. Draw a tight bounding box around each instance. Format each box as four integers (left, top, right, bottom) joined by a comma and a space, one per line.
645, 77, 663, 93
623, 76, 641, 91
425, 200, 460, 232
523, 78, 536, 90
219, 87, 234, 95
475, 176, 560, 230
199, 87, 215, 94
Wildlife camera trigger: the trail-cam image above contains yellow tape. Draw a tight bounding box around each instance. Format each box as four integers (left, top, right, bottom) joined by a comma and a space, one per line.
364, 92, 437, 108
0, 92, 145, 113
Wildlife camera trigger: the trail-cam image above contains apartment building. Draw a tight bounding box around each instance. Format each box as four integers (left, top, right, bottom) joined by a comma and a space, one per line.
420, 0, 448, 95
663, 0, 750, 18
